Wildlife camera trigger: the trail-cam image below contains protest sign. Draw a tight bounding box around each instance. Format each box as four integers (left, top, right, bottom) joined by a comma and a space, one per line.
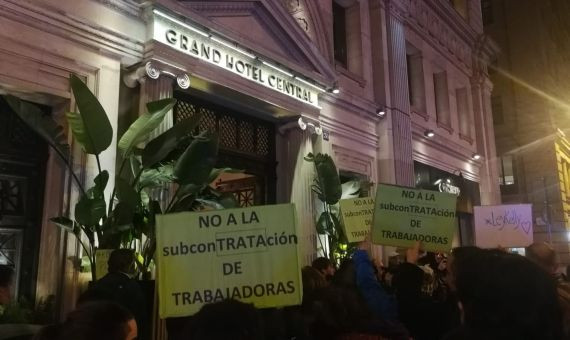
95, 249, 113, 280
474, 204, 533, 248
156, 203, 302, 318
372, 183, 457, 252
339, 197, 374, 242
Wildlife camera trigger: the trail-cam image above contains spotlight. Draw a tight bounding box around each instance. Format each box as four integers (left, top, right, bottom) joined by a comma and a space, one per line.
424, 130, 435, 138
472, 153, 482, 160
377, 108, 386, 117
329, 86, 340, 94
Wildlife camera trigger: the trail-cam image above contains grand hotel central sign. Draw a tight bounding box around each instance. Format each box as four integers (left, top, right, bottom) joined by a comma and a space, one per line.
153, 11, 322, 108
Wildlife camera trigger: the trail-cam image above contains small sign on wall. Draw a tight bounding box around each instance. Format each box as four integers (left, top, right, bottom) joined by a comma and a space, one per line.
474, 204, 533, 248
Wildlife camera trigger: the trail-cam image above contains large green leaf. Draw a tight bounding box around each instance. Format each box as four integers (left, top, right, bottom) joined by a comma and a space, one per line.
138, 164, 175, 190
4, 95, 70, 163
174, 132, 219, 185
314, 153, 342, 205
118, 98, 177, 157
115, 177, 139, 210
142, 111, 201, 168
68, 75, 113, 154
75, 195, 106, 226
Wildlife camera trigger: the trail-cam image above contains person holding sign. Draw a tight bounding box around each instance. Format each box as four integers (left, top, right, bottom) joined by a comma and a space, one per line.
353, 236, 398, 321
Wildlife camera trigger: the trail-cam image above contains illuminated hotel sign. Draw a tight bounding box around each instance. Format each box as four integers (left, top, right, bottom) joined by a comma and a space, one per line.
153, 10, 323, 108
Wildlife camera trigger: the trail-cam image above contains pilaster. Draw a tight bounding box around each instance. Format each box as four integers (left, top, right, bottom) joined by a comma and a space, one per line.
385, 0, 414, 187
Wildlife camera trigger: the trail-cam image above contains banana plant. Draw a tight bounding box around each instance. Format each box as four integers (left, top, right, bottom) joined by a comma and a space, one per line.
4, 75, 237, 280
305, 153, 366, 263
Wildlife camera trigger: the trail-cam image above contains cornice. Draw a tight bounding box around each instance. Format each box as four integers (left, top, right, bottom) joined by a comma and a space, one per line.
0, 0, 144, 65
92, 0, 142, 19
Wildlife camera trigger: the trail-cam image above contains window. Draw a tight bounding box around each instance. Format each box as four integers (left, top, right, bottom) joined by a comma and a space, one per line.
456, 87, 472, 140
492, 96, 504, 125
482, 0, 493, 26
433, 71, 451, 128
499, 155, 515, 186
406, 47, 426, 112
333, 2, 347, 67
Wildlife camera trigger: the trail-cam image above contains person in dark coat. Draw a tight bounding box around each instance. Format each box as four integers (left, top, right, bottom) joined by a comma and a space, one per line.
79, 249, 148, 340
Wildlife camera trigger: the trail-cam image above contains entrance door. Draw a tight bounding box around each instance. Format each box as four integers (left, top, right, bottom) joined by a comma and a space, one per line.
173, 93, 276, 206
0, 97, 48, 301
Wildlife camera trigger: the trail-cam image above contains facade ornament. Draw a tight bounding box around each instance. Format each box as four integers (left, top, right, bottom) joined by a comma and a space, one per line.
123, 61, 190, 90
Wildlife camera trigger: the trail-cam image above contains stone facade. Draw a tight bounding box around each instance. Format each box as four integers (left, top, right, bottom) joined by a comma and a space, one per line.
0, 0, 498, 319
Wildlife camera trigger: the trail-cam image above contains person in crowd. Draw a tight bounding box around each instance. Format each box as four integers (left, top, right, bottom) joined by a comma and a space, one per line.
352, 238, 398, 321
0, 264, 14, 305
186, 299, 263, 340
444, 247, 563, 340
79, 249, 147, 339
391, 242, 444, 340
526, 242, 570, 338
312, 257, 336, 281
33, 301, 137, 340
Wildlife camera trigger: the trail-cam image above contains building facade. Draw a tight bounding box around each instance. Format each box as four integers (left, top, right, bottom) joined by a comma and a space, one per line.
483, 0, 570, 264
0, 0, 498, 318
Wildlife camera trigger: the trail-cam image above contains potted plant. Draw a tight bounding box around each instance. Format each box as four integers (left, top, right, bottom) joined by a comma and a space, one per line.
5, 75, 237, 282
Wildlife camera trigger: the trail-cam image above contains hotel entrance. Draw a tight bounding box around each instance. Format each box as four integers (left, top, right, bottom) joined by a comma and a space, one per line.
173, 92, 277, 207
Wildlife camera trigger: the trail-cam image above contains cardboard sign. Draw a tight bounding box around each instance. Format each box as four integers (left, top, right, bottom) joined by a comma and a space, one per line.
372, 184, 457, 252
95, 249, 113, 280
474, 204, 533, 248
339, 197, 375, 242
156, 204, 303, 317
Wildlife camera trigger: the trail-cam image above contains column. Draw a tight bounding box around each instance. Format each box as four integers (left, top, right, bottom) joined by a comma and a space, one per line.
285, 128, 317, 266
385, 0, 414, 187
472, 78, 501, 205
139, 76, 175, 211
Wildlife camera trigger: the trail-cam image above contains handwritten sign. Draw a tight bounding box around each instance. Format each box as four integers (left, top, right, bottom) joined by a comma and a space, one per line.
339, 197, 374, 242
156, 204, 302, 317
474, 204, 533, 248
372, 184, 457, 252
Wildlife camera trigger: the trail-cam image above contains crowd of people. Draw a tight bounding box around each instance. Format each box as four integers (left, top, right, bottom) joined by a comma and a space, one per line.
2, 239, 568, 339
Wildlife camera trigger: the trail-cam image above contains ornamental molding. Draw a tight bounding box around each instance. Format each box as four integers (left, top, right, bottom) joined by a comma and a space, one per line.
0, 0, 144, 65
405, 0, 479, 76
92, 0, 142, 19
332, 144, 376, 179
123, 60, 190, 89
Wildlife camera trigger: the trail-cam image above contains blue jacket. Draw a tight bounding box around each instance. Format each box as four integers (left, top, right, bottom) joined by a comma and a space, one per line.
353, 249, 398, 320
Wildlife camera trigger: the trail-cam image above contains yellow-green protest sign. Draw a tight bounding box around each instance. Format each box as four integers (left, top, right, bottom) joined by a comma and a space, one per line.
339, 197, 375, 242
372, 184, 457, 252
95, 249, 113, 280
156, 203, 302, 318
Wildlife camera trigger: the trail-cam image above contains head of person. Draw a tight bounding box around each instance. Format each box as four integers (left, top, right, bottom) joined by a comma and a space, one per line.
453, 249, 562, 340
0, 264, 14, 304
302, 266, 327, 302
526, 242, 558, 275
108, 249, 137, 276
34, 301, 137, 340
187, 299, 262, 340
312, 257, 335, 279
447, 246, 484, 292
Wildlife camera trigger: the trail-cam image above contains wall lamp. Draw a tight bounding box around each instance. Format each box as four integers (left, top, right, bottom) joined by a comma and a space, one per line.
376, 108, 386, 118
424, 130, 435, 138
328, 83, 340, 94
472, 153, 482, 160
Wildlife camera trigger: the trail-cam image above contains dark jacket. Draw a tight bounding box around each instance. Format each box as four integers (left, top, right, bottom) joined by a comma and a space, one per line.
352, 250, 398, 321
79, 272, 148, 340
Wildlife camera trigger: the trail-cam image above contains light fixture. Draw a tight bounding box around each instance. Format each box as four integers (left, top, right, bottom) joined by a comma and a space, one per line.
424, 130, 435, 138
376, 108, 386, 117
472, 153, 482, 160
298, 117, 307, 130
331, 86, 340, 94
